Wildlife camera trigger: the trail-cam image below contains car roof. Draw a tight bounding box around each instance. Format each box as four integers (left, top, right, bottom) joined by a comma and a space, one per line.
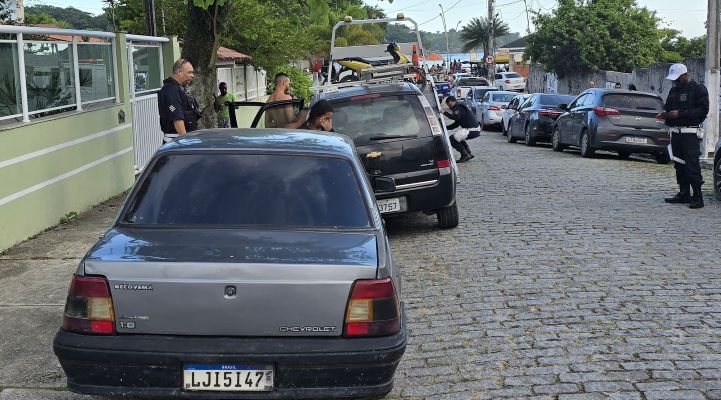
582, 88, 662, 97
316, 82, 421, 102
490, 91, 518, 96
157, 129, 357, 158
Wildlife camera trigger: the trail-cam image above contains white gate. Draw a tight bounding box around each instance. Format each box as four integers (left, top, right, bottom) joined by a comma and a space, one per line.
131, 94, 162, 174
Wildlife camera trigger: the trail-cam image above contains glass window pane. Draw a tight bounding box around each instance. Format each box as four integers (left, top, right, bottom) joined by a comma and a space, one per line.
0, 43, 21, 118
24, 42, 76, 112
77, 44, 115, 103
131, 46, 162, 93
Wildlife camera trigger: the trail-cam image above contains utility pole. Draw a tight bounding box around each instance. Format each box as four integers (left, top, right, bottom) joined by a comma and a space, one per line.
487, 0, 495, 84
703, 0, 720, 159
523, 0, 531, 35
144, 0, 157, 37
439, 4, 450, 67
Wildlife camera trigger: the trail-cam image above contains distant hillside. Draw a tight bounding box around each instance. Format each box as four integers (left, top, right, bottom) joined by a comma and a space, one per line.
25, 5, 109, 30
385, 24, 521, 53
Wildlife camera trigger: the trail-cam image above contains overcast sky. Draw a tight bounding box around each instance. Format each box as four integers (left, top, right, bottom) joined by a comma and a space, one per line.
24, 0, 709, 39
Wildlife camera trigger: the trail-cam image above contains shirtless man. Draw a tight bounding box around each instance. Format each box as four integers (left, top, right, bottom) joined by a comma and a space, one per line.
265, 73, 297, 128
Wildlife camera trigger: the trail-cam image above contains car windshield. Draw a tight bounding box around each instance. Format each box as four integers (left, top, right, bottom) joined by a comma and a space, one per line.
505, 73, 522, 78
458, 78, 487, 86
602, 94, 664, 110
540, 95, 575, 106
330, 94, 432, 145
491, 93, 516, 102
474, 88, 496, 98
121, 154, 371, 229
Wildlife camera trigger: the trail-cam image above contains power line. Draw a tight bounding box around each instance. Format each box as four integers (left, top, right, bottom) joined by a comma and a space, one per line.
389, 0, 435, 13
419, 0, 463, 25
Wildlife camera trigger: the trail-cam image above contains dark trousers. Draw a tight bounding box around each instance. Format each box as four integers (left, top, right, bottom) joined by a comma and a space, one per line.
449, 130, 480, 155
671, 132, 703, 191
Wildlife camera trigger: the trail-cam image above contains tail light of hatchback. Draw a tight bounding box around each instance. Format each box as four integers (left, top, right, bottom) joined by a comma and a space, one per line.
488, 105, 502, 111
344, 278, 400, 337
593, 106, 621, 117
418, 95, 444, 136
539, 110, 562, 118
62, 275, 115, 334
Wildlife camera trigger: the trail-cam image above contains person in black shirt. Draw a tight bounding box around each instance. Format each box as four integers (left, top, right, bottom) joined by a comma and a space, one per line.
158, 58, 199, 144
657, 63, 709, 209
444, 96, 481, 162
297, 100, 334, 131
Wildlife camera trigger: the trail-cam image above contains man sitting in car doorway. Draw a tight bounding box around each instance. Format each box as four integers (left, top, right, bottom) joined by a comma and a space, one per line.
444, 96, 481, 163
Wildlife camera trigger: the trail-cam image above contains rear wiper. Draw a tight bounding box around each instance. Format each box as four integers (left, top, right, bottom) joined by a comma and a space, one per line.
369, 135, 414, 141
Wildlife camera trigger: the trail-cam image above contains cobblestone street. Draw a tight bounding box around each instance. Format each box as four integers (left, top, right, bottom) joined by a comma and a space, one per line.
1, 129, 720, 400
384, 130, 721, 399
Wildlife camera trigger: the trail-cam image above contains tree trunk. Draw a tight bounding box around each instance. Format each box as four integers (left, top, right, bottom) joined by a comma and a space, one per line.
182, 1, 230, 129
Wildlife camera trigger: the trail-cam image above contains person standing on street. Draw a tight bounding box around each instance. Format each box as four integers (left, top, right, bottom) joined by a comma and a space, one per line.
658, 63, 709, 209
588, 80, 596, 88
444, 96, 481, 163
265, 73, 297, 128
158, 58, 199, 144
214, 82, 235, 128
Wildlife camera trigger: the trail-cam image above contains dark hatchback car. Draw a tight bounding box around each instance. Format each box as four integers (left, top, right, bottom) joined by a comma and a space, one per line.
53, 130, 406, 399
552, 89, 670, 163
507, 93, 576, 146
314, 83, 459, 229
715, 137, 721, 200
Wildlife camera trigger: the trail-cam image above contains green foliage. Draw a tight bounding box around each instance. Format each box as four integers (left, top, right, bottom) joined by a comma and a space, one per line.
525, 0, 663, 77
24, 5, 109, 30
0, 0, 13, 21
105, 0, 185, 36
659, 28, 706, 63
460, 16, 510, 54
267, 65, 313, 103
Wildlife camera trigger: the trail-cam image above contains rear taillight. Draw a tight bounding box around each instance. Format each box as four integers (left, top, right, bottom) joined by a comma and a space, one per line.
436, 159, 451, 168
489, 105, 501, 111
539, 110, 562, 118
593, 106, 621, 117
344, 278, 400, 337
418, 95, 443, 136
62, 275, 115, 334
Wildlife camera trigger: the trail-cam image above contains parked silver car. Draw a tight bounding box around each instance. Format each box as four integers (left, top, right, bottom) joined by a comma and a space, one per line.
477, 91, 517, 130
502, 94, 531, 135
53, 129, 406, 398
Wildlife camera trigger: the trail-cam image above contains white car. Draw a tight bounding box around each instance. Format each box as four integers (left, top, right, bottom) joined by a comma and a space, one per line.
450, 76, 490, 99
501, 94, 531, 135
495, 72, 526, 92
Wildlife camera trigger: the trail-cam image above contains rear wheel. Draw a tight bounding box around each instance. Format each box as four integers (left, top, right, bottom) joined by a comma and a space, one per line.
552, 128, 565, 152
617, 151, 631, 160
524, 124, 536, 146
714, 155, 721, 201
507, 124, 517, 143
480, 113, 486, 130
655, 152, 671, 164
580, 130, 594, 158
437, 202, 459, 229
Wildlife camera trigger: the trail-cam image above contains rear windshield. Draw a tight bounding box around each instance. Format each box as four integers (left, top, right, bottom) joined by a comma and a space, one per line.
121, 154, 370, 228
458, 78, 488, 86
603, 94, 663, 110
491, 93, 516, 102
474, 88, 496, 98
330, 94, 432, 145
540, 95, 575, 106
504, 73, 522, 78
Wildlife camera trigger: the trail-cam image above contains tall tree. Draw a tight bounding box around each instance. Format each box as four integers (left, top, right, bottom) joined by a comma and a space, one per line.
0, 0, 14, 21
182, 0, 232, 129
460, 16, 510, 55
525, 0, 663, 77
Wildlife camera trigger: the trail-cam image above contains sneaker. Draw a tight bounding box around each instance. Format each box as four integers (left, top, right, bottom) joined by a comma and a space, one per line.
664, 193, 691, 204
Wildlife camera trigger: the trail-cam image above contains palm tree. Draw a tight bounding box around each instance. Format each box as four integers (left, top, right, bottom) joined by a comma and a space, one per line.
460, 16, 511, 55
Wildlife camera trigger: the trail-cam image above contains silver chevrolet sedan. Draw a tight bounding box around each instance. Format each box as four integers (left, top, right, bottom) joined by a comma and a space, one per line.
53, 129, 406, 398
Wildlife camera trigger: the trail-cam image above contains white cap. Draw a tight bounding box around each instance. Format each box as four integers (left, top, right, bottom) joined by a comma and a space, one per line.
666, 63, 688, 80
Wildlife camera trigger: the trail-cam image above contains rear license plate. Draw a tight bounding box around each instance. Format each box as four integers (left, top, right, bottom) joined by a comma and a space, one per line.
625, 137, 648, 144
377, 198, 401, 214
183, 364, 273, 392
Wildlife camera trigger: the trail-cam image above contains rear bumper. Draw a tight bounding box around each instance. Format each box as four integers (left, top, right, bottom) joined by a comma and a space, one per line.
596, 128, 669, 153
376, 172, 456, 214
54, 307, 407, 399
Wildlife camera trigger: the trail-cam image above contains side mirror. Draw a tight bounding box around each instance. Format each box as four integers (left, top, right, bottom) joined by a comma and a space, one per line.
559, 104, 569, 111
373, 177, 396, 194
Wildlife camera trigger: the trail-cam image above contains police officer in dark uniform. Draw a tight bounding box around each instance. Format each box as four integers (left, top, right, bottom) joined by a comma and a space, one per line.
444, 96, 481, 162
658, 63, 709, 209
158, 58, 200, 144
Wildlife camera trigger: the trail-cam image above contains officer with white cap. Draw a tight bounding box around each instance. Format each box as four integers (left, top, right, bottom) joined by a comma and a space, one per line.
657, 63, 709, 209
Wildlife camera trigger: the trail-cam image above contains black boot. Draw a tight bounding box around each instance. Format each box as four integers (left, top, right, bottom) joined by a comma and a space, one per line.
689, 187, 704, 209
457, 147, 471, 163
462, 142, 474, 159
665, 184, 691, 204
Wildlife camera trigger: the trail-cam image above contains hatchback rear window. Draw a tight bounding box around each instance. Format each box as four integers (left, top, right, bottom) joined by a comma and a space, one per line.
504, 73, 522, 78
122, 154, 370, 228
540, 95, 575, 106
458, 78, 488, 86
330, 95, 432, 145
603, 94, 663, 110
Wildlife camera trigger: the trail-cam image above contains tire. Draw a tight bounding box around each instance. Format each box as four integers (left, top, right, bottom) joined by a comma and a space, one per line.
579, 130, 594, 158
655, 152, 671, 164
480, 113, 486, 131
437, 202, 459, 229
617, 151, 631, 160
551, 127, 565, 152
524, 124, 536, 146
714, 155, 721, 201
507, 124, 517, 143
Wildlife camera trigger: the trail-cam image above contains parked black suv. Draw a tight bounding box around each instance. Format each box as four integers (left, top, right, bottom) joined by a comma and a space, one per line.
229, 83, 459, 229
314, 83, 459, 228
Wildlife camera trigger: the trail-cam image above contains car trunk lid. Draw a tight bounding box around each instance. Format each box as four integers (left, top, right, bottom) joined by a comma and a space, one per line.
83, 228, 378, 337
602, 93, 666, 130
